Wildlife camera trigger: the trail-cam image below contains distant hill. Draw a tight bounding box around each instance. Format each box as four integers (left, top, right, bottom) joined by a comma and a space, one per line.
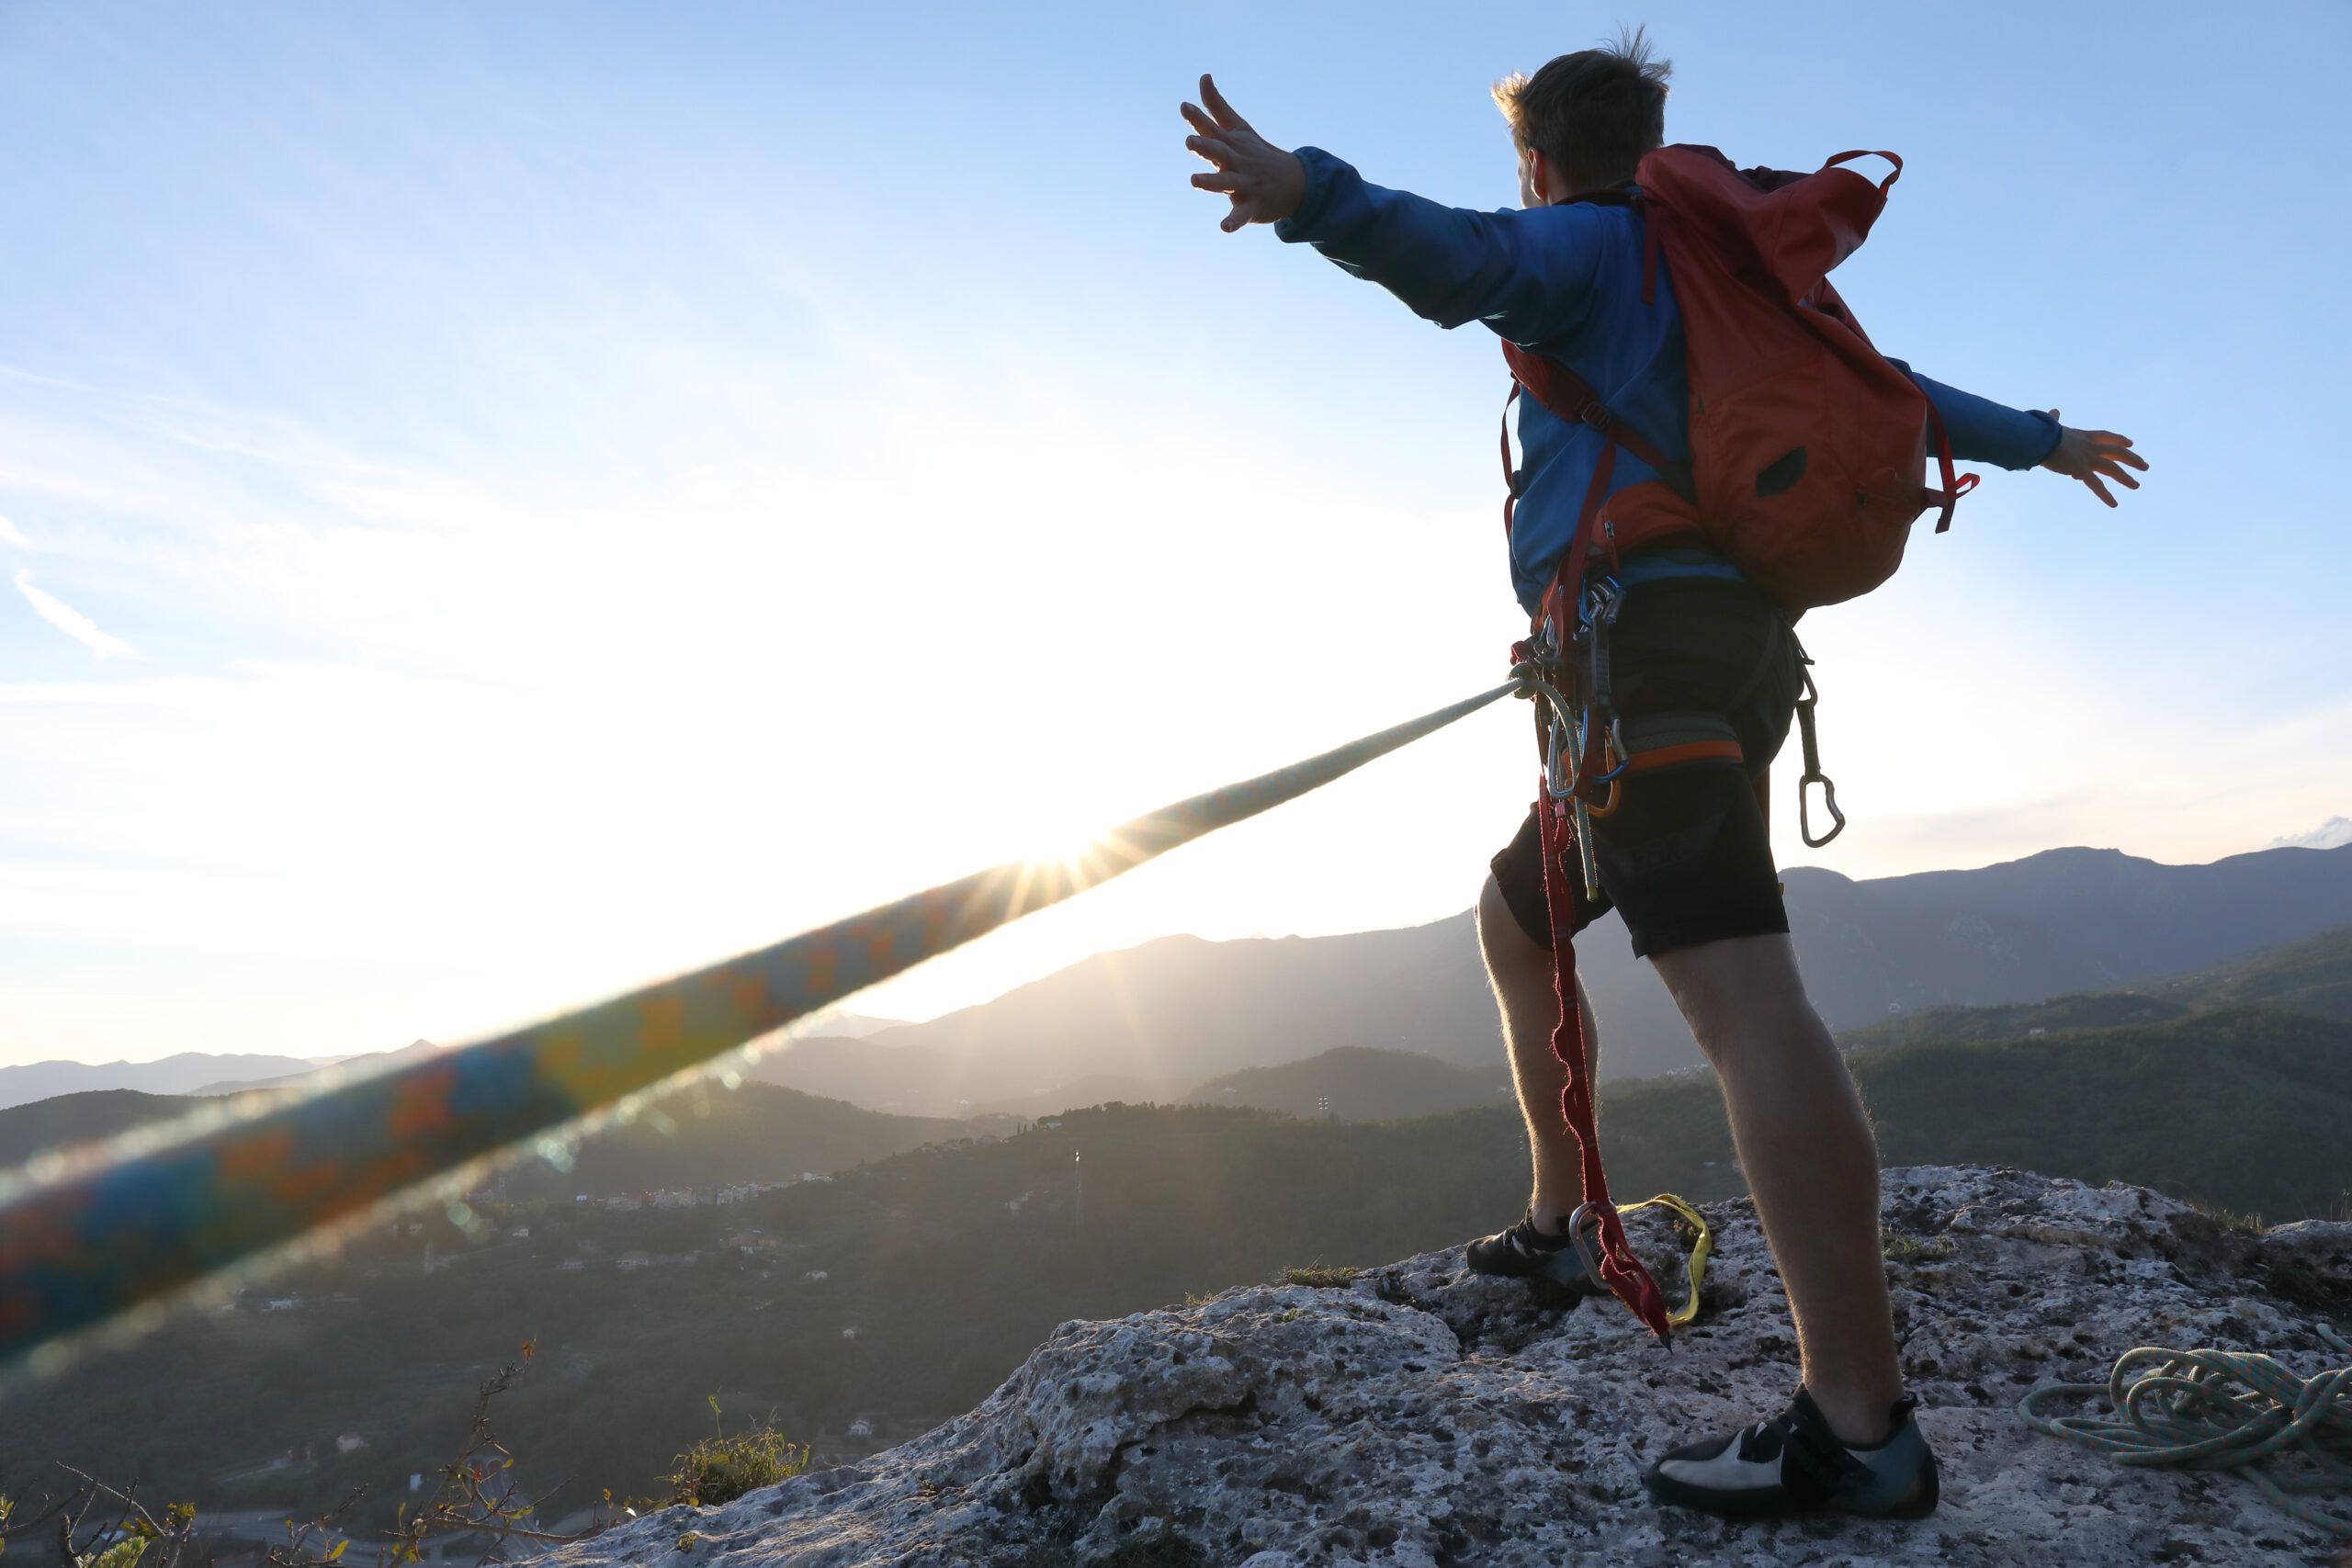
872, 920, 1499, 1087
751, 1037, 1497, 1123
0, 1079, 990, 1201
748, 1034, 1486, 1123
1797, 1007, 2350, 1221
187, 1039, 443, 1097
744, 1035, 975, 1115
17, 840, 2348, 1123
0, 1051, 336, 1112
0, 1088, 204, 1167
1186, 1046, 1508, 1122
1838, 990, 2188, 1053
1838, 922, 2352, 1054
492, 1080, 990, 1201
2152, 923, 2352, 1022
781, 1009, 910, 1041
825, 841, 2352, 1092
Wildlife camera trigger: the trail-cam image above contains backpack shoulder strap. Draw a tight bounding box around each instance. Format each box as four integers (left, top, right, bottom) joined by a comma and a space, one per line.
1498, 340, 1679, 487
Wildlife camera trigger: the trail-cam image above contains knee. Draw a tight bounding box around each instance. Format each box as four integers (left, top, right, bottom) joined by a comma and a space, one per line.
1476, 874, 1549, 971
1654, 937, 1822, 1064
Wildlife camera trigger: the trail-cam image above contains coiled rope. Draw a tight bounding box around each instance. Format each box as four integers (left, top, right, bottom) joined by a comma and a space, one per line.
2019, 1324, 2352, 1537
0, 677, 1527, 1363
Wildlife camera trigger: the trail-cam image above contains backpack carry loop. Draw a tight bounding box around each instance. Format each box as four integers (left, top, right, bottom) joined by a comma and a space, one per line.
1823, 149, 1904, 194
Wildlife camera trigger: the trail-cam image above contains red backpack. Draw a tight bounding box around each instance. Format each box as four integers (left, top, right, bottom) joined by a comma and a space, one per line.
1503, 145, 1974, 613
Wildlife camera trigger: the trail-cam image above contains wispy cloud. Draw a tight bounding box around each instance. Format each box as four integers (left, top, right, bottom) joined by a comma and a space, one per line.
0, 513, 28, 549
2271, 817, 2352, 851
13, 570, 138, 660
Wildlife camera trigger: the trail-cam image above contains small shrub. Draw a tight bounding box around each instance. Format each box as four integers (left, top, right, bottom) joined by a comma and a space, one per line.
1275, 1263, 1359, 1289
2185, 1197, 2267, 1236
1883, 1234, 1955, 1265
662, 1400, 810, 1508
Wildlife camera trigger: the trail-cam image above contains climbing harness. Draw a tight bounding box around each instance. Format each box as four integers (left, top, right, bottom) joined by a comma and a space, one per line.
2019, 1325, 2352, 1539
0, 678, 1529, 1363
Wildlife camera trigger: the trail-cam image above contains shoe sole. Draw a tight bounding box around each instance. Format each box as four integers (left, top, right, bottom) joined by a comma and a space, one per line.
1644, 1469, 1939, 1522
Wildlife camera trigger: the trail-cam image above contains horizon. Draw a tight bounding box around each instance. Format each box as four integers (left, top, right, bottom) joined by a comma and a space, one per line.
6, 2, 2349, 1069
18, 825, 2350, 1069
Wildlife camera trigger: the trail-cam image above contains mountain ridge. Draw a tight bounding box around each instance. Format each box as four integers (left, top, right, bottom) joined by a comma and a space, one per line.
12, 838, 2348, 1111
844, 840, 2352, 1091
0, 1050, 339, 1112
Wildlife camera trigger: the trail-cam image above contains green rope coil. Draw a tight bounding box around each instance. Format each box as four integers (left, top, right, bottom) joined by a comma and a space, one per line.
2018, 1324, 2352, 1538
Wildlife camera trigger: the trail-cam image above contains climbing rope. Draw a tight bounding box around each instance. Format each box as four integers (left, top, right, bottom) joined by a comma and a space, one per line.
2018, 1324, 2352, 1538
0, 678, 1527, 1362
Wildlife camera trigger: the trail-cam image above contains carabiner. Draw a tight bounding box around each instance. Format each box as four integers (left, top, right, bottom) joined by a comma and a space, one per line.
1800, 772, 1846, 849
1583, 711, 1630, 788
1544, 709, 1577, 800
1565, 1201, 1611, 1291
1792, 665, 1846, 848
1577, 573, 1624, 631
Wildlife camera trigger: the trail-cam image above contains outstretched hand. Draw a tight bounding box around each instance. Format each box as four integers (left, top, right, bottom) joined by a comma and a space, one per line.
1182, 73, 1305, 233
2038, 412, 2147, 508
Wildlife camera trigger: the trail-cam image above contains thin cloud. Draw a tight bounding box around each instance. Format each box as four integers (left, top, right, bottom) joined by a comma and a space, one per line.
2271, 816, 2352, 851
0, 513, 28, 548
13, 570, 138, 660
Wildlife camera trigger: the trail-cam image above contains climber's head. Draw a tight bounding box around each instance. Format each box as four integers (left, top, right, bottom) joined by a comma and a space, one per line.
1494, 27, 1672, 209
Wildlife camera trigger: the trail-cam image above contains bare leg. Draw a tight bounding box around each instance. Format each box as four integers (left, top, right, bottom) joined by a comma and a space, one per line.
1648, 931, 1901, 1444
1476, 873, 1598, 1233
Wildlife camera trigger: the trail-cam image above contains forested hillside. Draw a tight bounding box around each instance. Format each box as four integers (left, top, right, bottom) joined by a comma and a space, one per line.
0, 1081, 987, 1197
12, 996, 2345, 1535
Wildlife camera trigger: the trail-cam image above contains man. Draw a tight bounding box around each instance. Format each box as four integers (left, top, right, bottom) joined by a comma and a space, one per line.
1180, 32, 2144, 1521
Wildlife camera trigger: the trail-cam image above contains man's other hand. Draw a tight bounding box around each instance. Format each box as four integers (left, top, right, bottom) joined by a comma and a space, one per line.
1182, 74, 1305, 233
2038, 412, 2148, 507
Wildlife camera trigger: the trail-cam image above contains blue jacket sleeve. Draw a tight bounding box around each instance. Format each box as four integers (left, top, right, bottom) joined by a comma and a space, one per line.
1890, 360, 2063, 471
1272, 146, 1606, 347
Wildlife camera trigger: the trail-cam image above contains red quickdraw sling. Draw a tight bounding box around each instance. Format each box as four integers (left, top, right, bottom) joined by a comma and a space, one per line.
1508, 591, 1677, 1344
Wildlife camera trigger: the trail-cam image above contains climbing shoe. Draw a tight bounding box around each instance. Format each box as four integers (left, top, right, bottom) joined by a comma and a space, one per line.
1644, 1389, 1939, 1520
1464, 1210, 1603, 1290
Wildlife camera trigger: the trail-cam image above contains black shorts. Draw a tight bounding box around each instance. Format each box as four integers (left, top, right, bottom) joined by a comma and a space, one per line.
1491, 563, 1803, 960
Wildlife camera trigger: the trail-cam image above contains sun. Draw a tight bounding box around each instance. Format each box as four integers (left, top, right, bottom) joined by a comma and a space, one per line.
1010, 825, 1156, 914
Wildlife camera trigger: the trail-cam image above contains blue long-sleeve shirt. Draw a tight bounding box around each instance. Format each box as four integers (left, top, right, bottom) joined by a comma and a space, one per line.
1272, 147, 2062, 613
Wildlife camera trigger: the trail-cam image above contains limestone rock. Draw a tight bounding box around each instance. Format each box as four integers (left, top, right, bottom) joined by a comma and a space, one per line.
549, 1166, 2350, 1565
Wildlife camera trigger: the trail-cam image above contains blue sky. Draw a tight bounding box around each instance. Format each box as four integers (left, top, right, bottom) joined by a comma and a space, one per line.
3, 1, 2347, 1066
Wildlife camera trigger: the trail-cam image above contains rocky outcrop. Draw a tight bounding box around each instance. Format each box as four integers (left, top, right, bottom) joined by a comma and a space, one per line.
552, 1167, 2351, 1565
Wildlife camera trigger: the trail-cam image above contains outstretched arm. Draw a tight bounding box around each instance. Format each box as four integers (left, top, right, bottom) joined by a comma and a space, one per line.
1894, 361, 2147, 508
1180, 74, 1606, 346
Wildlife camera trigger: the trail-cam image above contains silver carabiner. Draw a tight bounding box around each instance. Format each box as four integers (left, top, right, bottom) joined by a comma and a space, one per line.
1546, 710, 1577, 800
1578, 573, 1624, 631
1793, 665, 1847, 849
1800, 773, 1846, 850
1565, 1201, 1611, 1290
